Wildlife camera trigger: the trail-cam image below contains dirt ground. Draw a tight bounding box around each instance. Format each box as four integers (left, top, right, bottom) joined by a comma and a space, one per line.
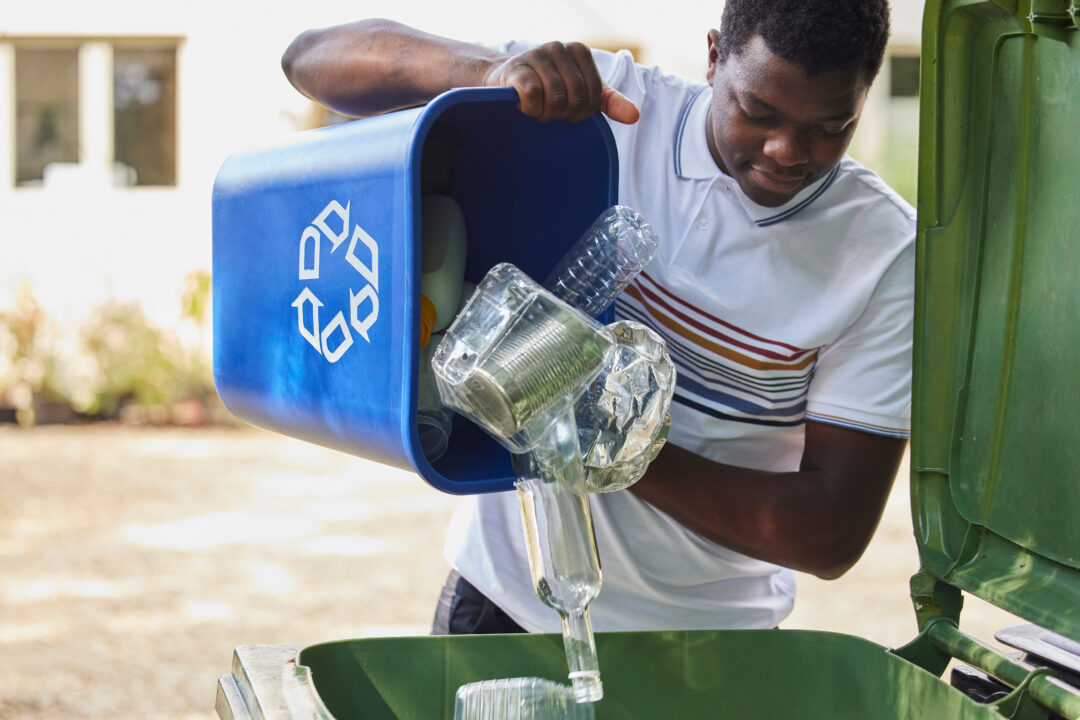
0, 425, 1023, 719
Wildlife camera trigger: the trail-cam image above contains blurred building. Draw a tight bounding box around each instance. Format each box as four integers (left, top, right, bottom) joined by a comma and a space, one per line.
0, 0, 922, 332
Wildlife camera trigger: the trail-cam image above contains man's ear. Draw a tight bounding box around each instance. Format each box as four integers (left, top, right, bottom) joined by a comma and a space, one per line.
706, 28, 721, 81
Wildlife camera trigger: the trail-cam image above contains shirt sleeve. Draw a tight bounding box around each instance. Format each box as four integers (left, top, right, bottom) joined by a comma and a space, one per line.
804, 240, 915, 438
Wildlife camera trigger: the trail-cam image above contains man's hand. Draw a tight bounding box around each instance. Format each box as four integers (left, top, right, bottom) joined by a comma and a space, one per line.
484, 41, 640, 125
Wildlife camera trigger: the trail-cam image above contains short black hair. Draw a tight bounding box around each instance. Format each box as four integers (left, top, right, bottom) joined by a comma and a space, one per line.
716, 0, 890, 81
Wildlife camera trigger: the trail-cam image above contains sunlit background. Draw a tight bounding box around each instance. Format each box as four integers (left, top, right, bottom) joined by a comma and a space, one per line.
1, 3, 1022, 719
0, 0, 922, 424
2, 1, 920, 423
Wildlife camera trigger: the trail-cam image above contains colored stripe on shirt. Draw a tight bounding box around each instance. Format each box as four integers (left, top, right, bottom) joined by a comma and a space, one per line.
615, 273, 817, 427
804, 411, 910, 438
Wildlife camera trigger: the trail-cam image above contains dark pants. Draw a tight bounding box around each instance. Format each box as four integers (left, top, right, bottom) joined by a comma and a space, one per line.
431, 569, 528, 635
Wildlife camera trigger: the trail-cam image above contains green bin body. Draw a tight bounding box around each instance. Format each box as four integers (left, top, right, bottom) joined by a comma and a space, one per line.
216, 0, 1080, 717
296, 631, 1002, 718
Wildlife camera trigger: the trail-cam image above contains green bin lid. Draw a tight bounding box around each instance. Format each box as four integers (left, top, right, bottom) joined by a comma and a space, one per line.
912, 0, 1080, 643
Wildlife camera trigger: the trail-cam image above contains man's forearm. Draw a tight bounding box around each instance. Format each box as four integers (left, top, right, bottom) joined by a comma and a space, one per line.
629, 445, 852, 578
281, 19, 505, 118
629, 423, 906, 579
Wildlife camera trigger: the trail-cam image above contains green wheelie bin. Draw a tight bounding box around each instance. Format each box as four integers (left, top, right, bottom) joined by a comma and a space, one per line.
214, 0, 1080, 716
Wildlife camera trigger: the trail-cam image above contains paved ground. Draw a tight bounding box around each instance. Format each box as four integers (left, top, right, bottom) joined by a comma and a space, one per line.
0, 425, 1022, 719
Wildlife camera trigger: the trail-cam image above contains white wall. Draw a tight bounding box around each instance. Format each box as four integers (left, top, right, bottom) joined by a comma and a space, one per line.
0, 0, 925, 333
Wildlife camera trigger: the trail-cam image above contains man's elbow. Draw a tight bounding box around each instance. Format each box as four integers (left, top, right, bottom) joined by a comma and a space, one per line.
802, 533, 872, 580
281, 30, 315, 91
809, 558, 857, 581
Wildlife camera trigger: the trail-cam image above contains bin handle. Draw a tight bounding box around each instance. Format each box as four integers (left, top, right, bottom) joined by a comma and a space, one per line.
281, 655, 336, 720
925, 618, 1080, 719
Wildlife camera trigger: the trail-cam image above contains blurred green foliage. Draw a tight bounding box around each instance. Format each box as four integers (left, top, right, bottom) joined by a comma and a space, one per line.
861, 97, 920, 207
879, 104, 920, 207
79, 298, 211, 418
182, 268, 212, 328
0, 270, 214, 424
0, 285, 67, 411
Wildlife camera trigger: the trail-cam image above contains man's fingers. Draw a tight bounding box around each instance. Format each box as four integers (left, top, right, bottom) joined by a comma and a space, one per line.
567, 42, 604, 123
491, 43, 637, 125
529, 44, 573, 122
601, 87, 640, 125
500, 63, 546, 119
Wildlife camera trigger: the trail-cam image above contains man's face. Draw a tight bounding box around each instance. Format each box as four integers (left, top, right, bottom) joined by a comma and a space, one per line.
705, 32, 869, 207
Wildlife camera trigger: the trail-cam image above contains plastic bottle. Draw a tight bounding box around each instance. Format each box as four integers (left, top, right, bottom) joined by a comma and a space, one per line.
454, 677, 596, 720
514, 418, 604, 703
416, 332, 452, 463
544, 205, 659, 317
458, 280, 477, 313
416, 279, 475, 464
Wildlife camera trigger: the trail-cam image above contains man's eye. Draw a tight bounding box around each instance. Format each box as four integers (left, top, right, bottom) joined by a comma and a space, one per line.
817, 124, 849, 137
738, 105, 772, 122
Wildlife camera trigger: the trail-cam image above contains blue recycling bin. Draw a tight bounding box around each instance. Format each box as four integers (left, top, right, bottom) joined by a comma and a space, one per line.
212, 88, 618, 494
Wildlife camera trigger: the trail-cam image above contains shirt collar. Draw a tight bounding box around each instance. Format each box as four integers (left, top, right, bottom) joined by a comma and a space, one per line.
673, 86, 719, 181
673, 85, 841, 226
733, 165, 841, 226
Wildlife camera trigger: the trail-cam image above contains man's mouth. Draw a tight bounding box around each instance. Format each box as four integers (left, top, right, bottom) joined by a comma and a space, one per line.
749, 167, 807, 193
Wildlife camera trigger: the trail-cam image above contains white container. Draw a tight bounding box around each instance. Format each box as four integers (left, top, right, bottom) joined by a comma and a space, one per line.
421, 194, 468, 333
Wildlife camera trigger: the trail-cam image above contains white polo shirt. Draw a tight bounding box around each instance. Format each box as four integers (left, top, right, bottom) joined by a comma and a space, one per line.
445, 47, 916, 632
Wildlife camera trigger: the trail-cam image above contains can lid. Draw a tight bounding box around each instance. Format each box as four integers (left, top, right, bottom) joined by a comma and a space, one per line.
419, 293, 437, 349
912, 0, 1080, 642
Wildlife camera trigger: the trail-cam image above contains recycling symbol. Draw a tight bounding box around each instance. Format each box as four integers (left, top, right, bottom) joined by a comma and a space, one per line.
291, 199, 379, 364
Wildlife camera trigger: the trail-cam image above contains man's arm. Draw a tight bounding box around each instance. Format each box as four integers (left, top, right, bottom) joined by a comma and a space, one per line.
281, 19, 639, 123
630, 421, 907, 579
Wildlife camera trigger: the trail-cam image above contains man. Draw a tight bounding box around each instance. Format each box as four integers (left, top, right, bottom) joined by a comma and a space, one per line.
282, 0, 914, 634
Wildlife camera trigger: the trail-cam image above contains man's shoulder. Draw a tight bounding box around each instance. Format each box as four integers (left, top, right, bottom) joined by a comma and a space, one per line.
829, 157, 916, 238
591, 47, 704, 106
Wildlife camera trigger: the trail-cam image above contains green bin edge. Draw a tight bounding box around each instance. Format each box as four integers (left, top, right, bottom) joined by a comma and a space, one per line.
911, 0, 1080, 641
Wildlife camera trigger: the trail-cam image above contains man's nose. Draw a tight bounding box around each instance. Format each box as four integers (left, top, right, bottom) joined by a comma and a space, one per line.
762, 128, 810, 167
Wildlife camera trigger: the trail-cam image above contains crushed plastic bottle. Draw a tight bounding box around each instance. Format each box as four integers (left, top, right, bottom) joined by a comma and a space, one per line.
575, 320, 675, 492
454, 677, 596, 720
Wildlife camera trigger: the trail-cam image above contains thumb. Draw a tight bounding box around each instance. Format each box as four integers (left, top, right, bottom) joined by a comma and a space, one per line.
601, 87, 640, 125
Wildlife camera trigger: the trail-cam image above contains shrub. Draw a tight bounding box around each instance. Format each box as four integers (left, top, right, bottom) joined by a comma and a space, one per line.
78, 298, 212, 419
0, 285, 68, 421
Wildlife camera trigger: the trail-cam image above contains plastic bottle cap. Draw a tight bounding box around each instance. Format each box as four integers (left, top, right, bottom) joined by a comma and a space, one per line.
419, 293, 438, 349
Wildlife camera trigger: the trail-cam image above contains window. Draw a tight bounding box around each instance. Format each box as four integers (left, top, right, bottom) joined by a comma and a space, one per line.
113, 47, 177, 186
10, 38, 179, 188
889, 55, 920, 98
15, 46, 80, 186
